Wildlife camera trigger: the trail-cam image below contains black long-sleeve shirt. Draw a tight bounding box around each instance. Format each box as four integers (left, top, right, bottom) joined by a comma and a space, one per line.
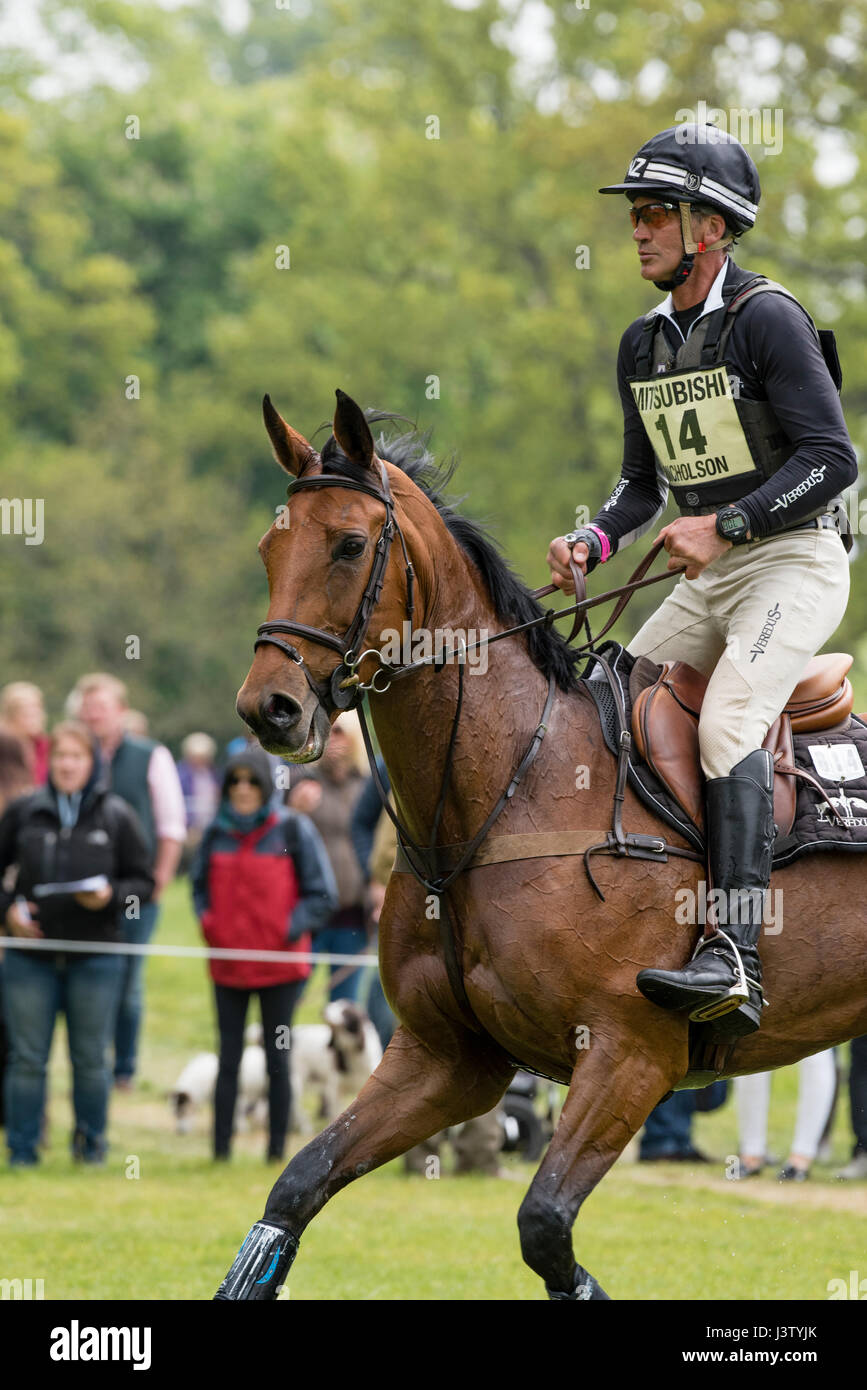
590, 258, 858, 550
0, 784, 154, 945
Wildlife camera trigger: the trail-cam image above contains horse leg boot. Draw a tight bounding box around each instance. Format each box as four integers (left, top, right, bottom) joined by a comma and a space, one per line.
518, 1037, 682, 1299
214, 1022, 514, 1299
635, 749, 775, 1037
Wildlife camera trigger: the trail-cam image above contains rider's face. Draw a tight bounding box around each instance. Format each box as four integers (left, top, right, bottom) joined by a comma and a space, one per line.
630, 195, 684, 282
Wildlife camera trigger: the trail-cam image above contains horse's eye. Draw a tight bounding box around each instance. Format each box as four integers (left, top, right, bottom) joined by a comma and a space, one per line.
335, 537, 366, 561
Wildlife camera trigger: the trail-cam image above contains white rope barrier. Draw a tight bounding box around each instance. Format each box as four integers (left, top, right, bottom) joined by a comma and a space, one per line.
0, 937, 379, 967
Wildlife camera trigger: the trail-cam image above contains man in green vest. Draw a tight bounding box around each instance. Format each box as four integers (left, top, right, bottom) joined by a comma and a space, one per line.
73, 674, 186, 1087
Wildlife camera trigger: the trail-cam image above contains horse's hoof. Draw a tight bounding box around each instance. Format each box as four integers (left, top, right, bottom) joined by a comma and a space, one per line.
547, 1265, 610, 1300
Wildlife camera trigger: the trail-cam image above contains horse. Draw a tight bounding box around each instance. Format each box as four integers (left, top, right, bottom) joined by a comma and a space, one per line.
219, 388, 867, 1300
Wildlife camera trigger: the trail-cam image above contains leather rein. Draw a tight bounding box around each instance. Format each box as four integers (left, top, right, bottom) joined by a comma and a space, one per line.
252, 459, 688, 1035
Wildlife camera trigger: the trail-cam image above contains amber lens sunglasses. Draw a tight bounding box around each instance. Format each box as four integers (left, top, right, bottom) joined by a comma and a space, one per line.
629, 200, 679, 229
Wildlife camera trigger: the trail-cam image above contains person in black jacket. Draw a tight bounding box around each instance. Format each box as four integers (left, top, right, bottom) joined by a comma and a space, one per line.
0, 721, 153, 1165
547, 126, 855, 1039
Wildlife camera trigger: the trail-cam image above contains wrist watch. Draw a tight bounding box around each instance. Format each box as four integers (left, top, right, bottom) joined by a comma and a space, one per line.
715, 504, 752, 545
563, 527, 603, 572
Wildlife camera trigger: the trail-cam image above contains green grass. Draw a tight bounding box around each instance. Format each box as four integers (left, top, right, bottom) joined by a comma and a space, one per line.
1, 880, 865, 1300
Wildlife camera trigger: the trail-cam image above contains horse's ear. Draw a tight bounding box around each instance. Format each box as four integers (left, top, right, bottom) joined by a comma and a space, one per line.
262, 395, 318, 476
333, 388, 375, 470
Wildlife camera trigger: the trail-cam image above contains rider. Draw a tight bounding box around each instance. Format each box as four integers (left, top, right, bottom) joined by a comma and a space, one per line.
547, 125, 857, 1037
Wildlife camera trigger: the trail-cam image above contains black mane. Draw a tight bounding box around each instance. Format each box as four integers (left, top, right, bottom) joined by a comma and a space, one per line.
316, 411, 581, 693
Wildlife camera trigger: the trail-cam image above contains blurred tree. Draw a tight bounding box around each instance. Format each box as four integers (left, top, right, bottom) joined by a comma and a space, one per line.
0, 0, 864, 742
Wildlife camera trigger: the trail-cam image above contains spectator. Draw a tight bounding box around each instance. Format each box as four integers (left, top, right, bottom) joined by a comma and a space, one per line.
350, 762, 396, 1051
176, 733, 221, 868
71, 673, 185, 1090
358, 789, 397, 1045
225, 729, 287, 812
0, 682, 50, 786
639, 1092, 707, 1163
0, 721, 153, 1165
0, 729, 35, 1129
287, 713, 368, 1003
0, 729, 34, 812
124, 710, 150, 737
191, 747, 337, 1160
734, 1050, 837, 1180
837, 1036, 867, 1179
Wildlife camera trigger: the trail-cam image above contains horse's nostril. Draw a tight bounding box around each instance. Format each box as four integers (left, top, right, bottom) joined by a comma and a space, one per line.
263, 692, 302, 728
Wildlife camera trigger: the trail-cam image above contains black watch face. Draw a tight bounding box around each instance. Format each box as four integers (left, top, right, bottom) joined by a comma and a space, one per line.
719, 510, 747, 538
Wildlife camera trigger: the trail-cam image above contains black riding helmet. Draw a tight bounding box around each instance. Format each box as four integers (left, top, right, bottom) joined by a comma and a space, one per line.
599, 124, 761, 289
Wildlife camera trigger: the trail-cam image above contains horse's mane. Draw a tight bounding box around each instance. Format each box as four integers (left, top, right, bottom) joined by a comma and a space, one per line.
315, 411, 581, 693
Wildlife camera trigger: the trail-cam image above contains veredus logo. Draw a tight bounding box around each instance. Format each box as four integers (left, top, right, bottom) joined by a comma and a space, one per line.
601, 478, 629, 511
769, 466, 827, 513
50, 1320, 152, 1370
674, 100, 784, 156
750, 602, 781, 663
378, 622, 489, 675
818, 792, 867, 828
0, 498, 44, 545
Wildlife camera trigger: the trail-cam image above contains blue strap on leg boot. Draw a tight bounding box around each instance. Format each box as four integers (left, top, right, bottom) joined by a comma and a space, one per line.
636, 749, 775, 1037
214, 1220, 299, 1300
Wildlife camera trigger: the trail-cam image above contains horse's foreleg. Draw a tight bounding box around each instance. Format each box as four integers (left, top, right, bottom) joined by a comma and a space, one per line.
214, 1022, 513, 1299
518, 1032, 682, 1300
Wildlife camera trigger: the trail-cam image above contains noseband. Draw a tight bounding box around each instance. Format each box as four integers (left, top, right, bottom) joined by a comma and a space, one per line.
253, 458, 415, 711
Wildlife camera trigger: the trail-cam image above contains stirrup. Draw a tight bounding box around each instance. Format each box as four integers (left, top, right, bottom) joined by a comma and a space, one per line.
684, 929, 765, 1024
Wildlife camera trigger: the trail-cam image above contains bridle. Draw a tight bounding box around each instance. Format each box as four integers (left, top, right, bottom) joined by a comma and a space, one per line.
254, 457, 416, 712
250, 455, 689, 1044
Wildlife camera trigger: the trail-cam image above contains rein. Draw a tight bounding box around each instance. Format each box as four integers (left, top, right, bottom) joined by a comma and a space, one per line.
252, 460, 688, 1036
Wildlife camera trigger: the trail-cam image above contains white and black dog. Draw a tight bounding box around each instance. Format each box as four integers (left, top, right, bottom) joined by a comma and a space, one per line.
171, 1006, 382, 1136
169, 1024, 267, 1135
289, 1001, 383, 1134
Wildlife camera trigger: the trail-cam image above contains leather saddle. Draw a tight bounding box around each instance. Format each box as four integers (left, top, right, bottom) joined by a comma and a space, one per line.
631, 652, 854, 837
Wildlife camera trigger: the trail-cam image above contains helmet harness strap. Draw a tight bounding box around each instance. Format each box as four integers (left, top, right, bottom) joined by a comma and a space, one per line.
653, 201, 734, 291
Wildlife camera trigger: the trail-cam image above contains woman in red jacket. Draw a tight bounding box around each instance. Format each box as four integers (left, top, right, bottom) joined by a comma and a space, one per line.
191, 746, 337, 1161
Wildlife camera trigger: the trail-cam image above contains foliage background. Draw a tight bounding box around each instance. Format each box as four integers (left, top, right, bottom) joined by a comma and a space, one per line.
1, 0, 865, 745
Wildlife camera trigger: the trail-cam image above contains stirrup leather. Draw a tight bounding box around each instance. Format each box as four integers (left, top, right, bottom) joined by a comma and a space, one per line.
685, 929, 767, 1024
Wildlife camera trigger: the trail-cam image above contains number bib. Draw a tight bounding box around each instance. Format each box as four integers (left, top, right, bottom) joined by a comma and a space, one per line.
630, 364, 756, 494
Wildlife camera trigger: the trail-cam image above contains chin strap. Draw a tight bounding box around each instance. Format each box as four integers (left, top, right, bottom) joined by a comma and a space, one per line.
653, 202, 734, 291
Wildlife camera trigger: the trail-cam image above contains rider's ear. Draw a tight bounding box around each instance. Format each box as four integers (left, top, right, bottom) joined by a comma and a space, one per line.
333, 388, 375, 470
262, 396, 318, 476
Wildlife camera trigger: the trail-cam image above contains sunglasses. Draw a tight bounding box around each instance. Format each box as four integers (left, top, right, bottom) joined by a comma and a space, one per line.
227, 773, 258, 787
629, 200, 679, 229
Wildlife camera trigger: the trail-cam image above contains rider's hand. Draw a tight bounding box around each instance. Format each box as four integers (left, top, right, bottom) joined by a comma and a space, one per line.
546, 537, 589, 596
656, 515, 732, 580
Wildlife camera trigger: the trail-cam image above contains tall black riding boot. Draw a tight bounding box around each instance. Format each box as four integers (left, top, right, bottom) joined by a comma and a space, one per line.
636, 749, 775, 1038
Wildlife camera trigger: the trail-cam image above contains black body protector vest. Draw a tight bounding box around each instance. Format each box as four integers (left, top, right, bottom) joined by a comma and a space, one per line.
629, 275, 845, 520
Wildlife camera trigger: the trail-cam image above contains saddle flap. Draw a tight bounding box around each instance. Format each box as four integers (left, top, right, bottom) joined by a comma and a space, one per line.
632, 681, 797, 838
632, 681, 704, 830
